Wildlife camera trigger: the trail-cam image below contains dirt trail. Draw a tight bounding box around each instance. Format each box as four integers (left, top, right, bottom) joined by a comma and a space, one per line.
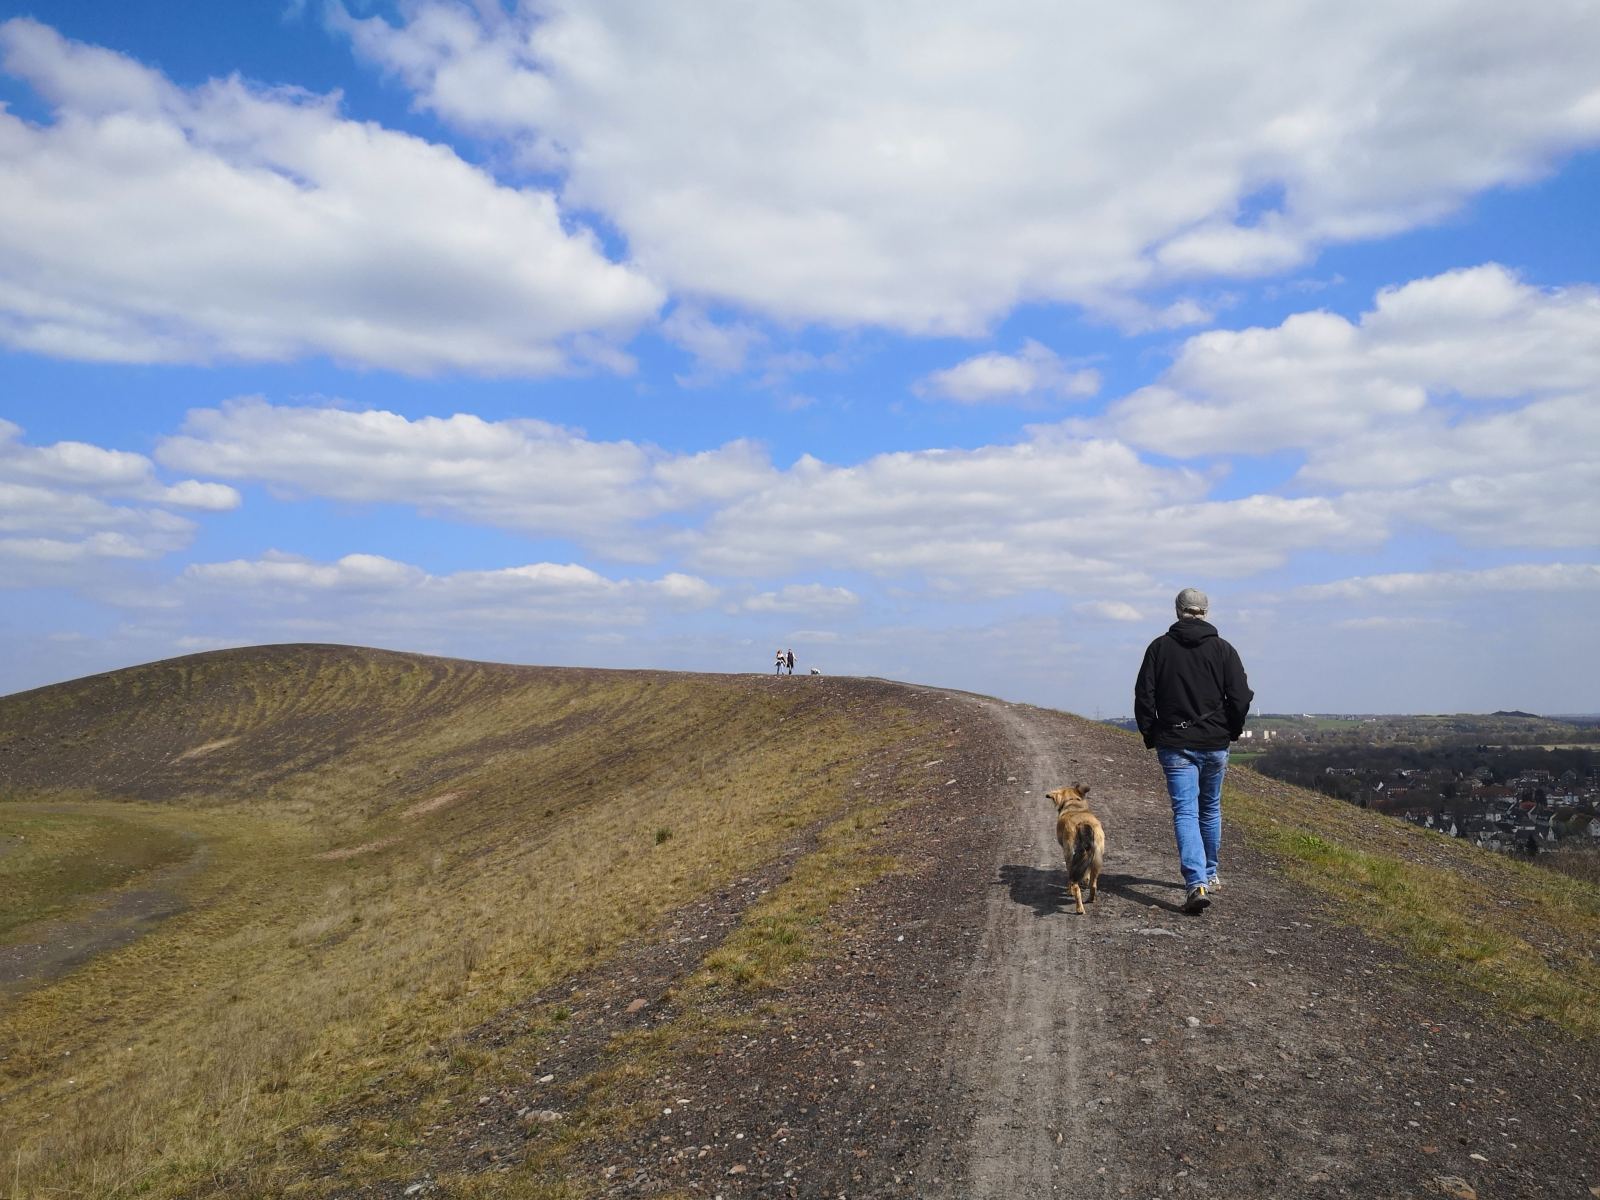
0, 844, 206, 998
913, 693, 1599, 1200
922, 697, 1187, 1197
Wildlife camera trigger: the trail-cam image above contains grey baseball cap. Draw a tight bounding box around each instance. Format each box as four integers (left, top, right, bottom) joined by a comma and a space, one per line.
1175, 587, 1209, 616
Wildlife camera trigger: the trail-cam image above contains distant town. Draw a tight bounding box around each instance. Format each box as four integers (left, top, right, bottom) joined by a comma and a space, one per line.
1107, 711, 1600, 870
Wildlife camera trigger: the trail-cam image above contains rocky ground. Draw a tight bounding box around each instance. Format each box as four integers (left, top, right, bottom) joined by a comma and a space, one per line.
302, 686, 1600, 1200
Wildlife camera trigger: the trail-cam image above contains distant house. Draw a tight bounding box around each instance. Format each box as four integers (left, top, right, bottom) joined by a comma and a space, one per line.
1417, 812, 1459, 837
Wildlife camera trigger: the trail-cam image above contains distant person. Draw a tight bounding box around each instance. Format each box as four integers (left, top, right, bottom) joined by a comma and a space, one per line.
785, 648, 795, 675
1134, 588, 1253, 914
774, 648, 785, 675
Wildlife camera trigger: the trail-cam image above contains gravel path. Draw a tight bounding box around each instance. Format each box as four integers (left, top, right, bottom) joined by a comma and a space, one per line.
914, 694, 1600, 1200
0, 844, 205, 998
920, 695, 1188, 1197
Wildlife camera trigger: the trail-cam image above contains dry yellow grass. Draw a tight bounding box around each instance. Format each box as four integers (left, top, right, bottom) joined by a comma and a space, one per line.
0, 646, 940, 1199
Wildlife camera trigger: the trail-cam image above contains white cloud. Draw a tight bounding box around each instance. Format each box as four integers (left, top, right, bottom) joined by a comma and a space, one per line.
0, 530, 179, 567
1301, 394, 1600, 492
686, 430, 1370, 591
0, 17, 661, 373
0, 417, 239, 509
180, 551, 722, 629
0, 420, 233, 586
744, 584, 859, 614
1075, 600, 1143, 622
1299, 563, 1600, 602
660, 306, 766, 384
0, 482, 196, 551
1334, 616, 1440, 631
155, 480, 242, 511
1093, 266, 1600, 550
1156, 217, 1305, 278
916, 340, 1099, 405
340, 2, 1600, 332
184, 551, 425, 591
1107, 265, 1600, 458
155, 399, 776, 548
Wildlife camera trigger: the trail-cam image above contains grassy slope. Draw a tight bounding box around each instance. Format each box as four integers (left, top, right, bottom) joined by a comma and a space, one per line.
0, 646, 943, 1199
1225, 763, 1600, 1034
0, 807, 192, 940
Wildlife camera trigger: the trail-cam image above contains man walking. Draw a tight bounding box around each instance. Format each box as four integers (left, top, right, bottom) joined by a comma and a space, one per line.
1135, 588, 1253, 914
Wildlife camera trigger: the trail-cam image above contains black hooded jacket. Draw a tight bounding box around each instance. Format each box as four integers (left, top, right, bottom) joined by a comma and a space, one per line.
1134, 618, 1253, 751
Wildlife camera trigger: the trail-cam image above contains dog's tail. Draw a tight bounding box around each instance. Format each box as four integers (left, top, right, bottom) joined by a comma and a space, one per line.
1068, 823, 1099, 886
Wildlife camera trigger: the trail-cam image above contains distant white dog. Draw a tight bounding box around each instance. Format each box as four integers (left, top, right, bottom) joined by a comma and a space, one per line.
809, 667, 821, 675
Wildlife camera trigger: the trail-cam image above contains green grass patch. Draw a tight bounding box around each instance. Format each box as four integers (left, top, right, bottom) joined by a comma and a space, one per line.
0, 807, 193, 940
1229, 769, 1600, 1035
699, 804, 898, 992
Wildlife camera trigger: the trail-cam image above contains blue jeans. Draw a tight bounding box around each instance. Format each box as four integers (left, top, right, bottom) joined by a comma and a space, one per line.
1157, 747, 1228, 889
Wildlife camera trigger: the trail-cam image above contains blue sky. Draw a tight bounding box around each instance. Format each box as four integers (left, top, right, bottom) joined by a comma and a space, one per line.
2, 1, 1598, 715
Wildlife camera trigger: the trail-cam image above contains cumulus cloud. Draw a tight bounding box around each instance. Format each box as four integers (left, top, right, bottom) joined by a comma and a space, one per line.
1075, 600, 1143, 622
0, 17, 660, 373
0, 530, 184, 572
184, 551, 425, 591
146, 398, 1385, 600
1093, 266, 1600, 550
0, 420, 235, 586
155, 399, 776, 548
0, 418, 239, 510
1107, 265, 1600, 458
685, 430, 1372, 592
1299, 563, 1600, 602
182, 551, 721, 628
744, 584, 859, 614
339, 1, 1600, 332
660, 306, 767, 384
916, 340, 1099, 405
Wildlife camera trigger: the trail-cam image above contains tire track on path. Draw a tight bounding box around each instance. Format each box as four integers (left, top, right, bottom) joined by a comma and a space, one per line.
921, 695, 1187, 1198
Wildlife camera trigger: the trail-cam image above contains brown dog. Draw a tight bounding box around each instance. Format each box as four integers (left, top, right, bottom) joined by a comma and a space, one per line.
1047, 784, 1105, 914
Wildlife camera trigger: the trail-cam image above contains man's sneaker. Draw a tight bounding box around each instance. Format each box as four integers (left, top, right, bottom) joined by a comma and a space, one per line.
1183, 884, 1211, 913
1206, 875, 1221, 891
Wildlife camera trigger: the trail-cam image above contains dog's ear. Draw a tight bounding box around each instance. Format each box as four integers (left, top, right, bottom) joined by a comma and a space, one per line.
1077, 783, 1091, 797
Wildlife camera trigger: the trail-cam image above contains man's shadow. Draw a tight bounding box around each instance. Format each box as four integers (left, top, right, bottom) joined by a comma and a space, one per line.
998, 865, 1187, 916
